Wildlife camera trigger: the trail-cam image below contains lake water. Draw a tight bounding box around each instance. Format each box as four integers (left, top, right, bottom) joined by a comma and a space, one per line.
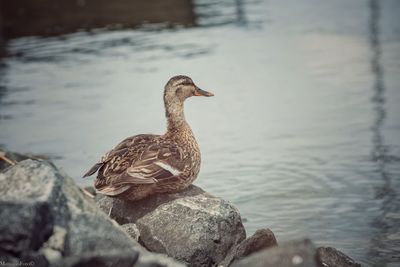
1, 0, 400, 266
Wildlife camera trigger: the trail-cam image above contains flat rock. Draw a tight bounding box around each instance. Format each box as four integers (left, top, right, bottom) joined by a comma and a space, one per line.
317, 247, 361, 267
96, 185, 246, 267
231, 239, 318, 267
0, 159, 184, 267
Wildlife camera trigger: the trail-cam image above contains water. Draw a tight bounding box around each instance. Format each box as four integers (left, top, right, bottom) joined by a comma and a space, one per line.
1, 0, 400, 266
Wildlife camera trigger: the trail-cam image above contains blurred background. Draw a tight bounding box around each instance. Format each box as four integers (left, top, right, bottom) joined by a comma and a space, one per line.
0, 0, 399, 266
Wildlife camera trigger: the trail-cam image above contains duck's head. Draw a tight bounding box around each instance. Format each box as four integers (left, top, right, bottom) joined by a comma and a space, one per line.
164, 75, 214, 105
163, 75, 213, 126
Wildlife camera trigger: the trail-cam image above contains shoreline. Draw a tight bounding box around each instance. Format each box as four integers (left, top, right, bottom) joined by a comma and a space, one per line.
0, 151, 361, 267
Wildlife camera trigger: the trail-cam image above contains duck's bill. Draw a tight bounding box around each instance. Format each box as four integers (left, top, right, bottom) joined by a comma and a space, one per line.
194, 87, 214, 97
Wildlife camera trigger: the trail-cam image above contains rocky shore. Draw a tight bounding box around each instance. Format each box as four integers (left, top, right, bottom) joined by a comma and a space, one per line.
0, 153, 362, 267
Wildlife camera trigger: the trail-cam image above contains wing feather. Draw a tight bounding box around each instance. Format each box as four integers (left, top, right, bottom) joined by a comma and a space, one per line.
82, 162, 104, 178
96, 185, 131, 196
110, 143, 185, 186
85, 134, 186, 192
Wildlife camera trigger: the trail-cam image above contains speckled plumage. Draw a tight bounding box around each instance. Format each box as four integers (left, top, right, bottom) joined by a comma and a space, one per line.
83, 75, 213, 201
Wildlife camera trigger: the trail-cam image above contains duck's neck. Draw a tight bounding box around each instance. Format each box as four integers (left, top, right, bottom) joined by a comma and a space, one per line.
166, 101, 185, 130
165, 101, 192, 137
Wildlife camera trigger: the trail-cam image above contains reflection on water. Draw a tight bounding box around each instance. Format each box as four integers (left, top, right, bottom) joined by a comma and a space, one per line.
235, 0, 246, 26
368, 0, 400, 265
0, 0, 196, 38
1, 1, 400, 266
0, 0, 254, 42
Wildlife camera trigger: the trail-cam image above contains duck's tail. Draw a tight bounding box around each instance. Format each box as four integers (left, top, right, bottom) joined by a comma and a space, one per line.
96, 184, 131, 196
82, 162, 104, 178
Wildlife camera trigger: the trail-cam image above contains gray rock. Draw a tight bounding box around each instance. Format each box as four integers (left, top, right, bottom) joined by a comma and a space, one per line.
317, 247, 361, 267
40, 226, 67, 263
40, 248, 62, 264
0, 159, 70, 229
56, 250, 139, 267
220, 228, 278, 266
0, 200, 53, 256
0, 151, 26, 172
83, 186, 97, 197
235, 228, 278, 258
122, 223, 141, 241
42, 226, 67, 252
96, 185, 246, 267
0, 150, 47, 172
0, 159, 184, 267
0, 252, 49, 267
231, 239, 318, 267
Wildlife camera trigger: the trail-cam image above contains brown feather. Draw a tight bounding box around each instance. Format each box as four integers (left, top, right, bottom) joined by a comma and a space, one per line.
82, 162, 104, 178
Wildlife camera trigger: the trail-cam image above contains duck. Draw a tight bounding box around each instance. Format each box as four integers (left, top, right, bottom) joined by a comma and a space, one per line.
83, 75, 214, 201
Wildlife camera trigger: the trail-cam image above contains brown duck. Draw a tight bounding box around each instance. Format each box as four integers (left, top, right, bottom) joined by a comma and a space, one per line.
83, 75, 214, 201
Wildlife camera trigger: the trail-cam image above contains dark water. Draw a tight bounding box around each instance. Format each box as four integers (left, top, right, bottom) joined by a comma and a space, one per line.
1, 0, 400, 266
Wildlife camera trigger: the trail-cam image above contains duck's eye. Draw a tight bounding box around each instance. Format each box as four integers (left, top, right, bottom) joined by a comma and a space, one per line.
177, 81, 193, 87
176, 88, 182, 95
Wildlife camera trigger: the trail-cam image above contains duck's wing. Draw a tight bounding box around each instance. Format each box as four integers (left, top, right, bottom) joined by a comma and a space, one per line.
104, 141, 186, 188
82, 134, 158, 178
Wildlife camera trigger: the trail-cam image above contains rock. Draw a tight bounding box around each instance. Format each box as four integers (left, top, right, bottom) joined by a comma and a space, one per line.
317, 247, 361, 267
0, 159, 184, 267
234, 229, 278, 258
96, 185, 246, 267
42, 226, 67, 252
220, 228, 277, 266
0, 252, 49, 267
0, 200, 53, 257
231, 239, 319, 267
122, 223, 141, 241
0, 150, 47, 172
56, 250, 139, 267
39, 226, 67, 262
83, 186, 97, 197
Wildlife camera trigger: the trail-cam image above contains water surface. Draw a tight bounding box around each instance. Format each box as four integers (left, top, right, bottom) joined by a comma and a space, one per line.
1, 0, 400, 266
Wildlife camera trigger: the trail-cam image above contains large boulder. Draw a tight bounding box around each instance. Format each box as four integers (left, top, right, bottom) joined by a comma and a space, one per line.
0, 159, 184, 267
96, 185, 246, 267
